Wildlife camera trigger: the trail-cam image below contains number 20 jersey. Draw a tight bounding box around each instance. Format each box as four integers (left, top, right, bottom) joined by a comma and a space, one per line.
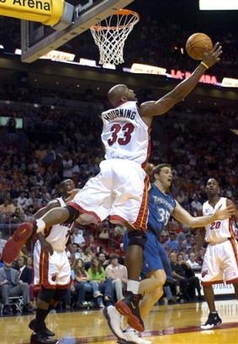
202, 197, 235, 243
101, 101, 151, 166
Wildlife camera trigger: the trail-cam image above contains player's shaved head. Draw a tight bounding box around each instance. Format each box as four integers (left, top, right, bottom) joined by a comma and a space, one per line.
107, 84, 127, 107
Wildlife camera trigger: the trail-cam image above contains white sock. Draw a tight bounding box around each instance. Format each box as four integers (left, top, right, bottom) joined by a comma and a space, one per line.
127, 280, 139, 294
36, 219, 46, 233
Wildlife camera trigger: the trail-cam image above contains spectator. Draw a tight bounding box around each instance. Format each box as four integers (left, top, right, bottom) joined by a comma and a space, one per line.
170, 252, 201, 302
0, 261, 33, 315
71, 226, 85, 247
105, 254, 127, 302
72, 258, 103, 309
0, 231, 7, 257
87, 256, 113, 307
97, 252, 110, 269
0, 198, 15, 223
186, 252, 202, 272
165, 232, 179, 252
190, 195, 202, 216
16, 256, 34, 285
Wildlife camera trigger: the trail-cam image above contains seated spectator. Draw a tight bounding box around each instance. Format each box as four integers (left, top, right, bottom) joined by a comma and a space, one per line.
0, 261, 34, 315
165, 232, 179, 252
97, 252, 110, 269
186, 252, 202, 272
190, 194, 202, 216
87, 256, 113, 307
72, 258, 103, 309
177, 253, 201, 300
0, 198, 15, 223
0, 231, 7, 257
9, 206, 25, 223
105, 254, 127, 302
82, 246, 95, 269
170, 252, 201, 302
71, 226, 85, 247
72, 243, 84, 260
17, 192, 28, 210
16, 256, 34, 285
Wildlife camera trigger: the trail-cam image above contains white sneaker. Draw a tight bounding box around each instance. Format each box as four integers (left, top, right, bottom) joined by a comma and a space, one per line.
123, 328, 152, 344
103, 306, 125, 341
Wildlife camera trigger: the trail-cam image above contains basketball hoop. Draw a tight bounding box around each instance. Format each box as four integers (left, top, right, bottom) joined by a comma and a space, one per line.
90, 9, 139, 65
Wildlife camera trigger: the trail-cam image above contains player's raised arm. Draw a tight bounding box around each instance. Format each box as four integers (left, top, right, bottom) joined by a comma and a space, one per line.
140, 42, 222, 119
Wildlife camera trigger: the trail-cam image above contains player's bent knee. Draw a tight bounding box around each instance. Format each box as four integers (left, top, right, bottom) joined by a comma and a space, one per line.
65, 205, 80, 222
128, 229, 147, 249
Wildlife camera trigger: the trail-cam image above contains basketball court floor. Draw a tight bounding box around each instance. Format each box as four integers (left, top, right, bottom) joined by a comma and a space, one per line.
1, 299, 237, 344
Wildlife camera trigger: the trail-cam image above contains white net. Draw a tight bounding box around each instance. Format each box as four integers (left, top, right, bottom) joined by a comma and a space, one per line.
90, 9, 139, 65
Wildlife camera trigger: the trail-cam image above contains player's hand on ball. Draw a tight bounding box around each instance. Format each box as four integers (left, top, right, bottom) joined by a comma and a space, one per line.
202, 42, 223, 68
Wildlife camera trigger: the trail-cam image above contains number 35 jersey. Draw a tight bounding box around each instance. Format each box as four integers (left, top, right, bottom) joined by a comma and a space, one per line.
147, 184, 176, 237
101, 101, 151, 166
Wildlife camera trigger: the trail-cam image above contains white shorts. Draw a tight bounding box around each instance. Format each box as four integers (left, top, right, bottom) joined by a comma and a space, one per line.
69, 159, 149, 230
33, 240, 71, 289
201, 238, 238, 286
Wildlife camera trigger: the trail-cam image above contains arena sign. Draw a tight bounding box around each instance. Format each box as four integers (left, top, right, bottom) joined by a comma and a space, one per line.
0, 0, 64, 26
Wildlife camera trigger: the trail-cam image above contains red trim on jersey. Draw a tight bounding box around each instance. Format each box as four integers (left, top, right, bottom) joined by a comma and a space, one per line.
133, 174, 150, 231
201, 279, 224, 286
110, 215, 127, 224
202, 277, 238, 286
228, 236, 238, 268
39, 250, 54, 289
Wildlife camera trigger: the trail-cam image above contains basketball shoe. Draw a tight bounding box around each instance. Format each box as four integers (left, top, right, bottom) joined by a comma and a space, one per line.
115, 291, 144, 332
120, 328, 152, 344
200, 311, 222, 330
103, 306, 126, 341
29, 319, 55, 337
1, 222, 34, 264
30, 333, 59, 344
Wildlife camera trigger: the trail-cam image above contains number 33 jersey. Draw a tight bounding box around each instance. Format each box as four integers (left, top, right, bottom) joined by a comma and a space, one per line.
101, 101, 151, 166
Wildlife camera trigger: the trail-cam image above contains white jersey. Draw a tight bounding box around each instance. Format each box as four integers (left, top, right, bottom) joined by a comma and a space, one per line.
42, 197, 73, 252
101, 101, 150, 166
202, 197, 235, 243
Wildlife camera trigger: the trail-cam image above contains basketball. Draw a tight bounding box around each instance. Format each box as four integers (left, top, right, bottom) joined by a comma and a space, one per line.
185, 33, 213, 60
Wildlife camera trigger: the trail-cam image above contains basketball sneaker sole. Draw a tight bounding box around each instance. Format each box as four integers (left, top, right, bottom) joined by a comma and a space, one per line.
115, 300, 144, 332
1, 222, 33, 263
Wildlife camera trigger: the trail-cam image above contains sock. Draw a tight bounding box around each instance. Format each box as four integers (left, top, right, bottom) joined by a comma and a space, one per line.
36, 219, 46, 233
127, 280, 140, 294
34, 309, 49, 332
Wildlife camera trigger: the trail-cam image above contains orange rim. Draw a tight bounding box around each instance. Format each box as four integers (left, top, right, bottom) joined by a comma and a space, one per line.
91, 9, 140, 31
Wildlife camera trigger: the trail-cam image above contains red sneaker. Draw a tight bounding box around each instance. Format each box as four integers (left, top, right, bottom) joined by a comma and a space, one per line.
1, 222, 33, 263
115, 291, 144, 332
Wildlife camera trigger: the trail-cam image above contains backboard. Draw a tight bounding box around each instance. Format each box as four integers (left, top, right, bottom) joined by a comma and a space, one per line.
21, 0, 135, 63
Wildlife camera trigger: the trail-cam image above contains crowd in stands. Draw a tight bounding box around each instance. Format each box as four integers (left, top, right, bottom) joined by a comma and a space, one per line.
0, 1, 238, 80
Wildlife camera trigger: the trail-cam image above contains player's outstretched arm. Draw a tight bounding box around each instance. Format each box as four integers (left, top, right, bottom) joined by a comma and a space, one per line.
140, 42, 222, 119
172, 201, 235, 228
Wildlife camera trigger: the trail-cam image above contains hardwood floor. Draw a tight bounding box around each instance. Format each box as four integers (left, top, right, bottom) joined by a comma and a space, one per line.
0, 299, 237, 344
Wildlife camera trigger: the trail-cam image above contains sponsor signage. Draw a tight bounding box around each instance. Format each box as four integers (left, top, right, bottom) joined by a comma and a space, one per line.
0, 0, 64, 26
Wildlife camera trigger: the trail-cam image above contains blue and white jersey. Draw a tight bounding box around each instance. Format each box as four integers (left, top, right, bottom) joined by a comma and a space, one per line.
148, 184, 176, 237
